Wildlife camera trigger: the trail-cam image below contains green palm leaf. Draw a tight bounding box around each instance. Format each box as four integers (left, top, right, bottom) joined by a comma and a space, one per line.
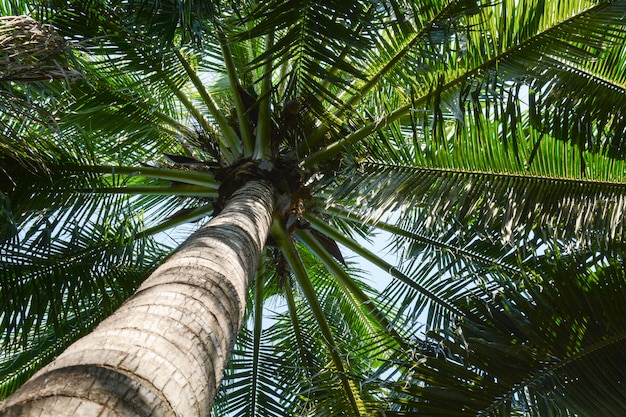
377, 253, 626, 416
2, 1, 626, 416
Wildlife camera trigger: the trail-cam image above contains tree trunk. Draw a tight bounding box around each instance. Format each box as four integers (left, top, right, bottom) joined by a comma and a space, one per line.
0, 180, 275, 417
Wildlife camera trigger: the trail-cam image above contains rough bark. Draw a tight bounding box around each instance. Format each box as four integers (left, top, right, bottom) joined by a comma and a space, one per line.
0, 180, 275, 417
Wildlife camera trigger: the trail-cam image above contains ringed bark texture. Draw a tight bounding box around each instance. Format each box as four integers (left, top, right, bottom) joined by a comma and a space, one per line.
0, 180, 275, 417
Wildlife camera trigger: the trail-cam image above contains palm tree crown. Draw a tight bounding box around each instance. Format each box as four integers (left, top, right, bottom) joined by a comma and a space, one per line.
2, 0, 626, 415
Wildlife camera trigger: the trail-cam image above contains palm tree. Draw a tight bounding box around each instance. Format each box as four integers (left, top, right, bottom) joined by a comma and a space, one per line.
2, 0, 626, 416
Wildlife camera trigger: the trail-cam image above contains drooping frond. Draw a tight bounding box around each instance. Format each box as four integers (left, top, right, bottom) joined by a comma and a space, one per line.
375, 254, 626, 416
0, 153, 224, 396
0, 187, 171, 399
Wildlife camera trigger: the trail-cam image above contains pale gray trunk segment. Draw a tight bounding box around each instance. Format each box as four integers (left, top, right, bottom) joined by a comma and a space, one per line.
0, 180, 275, 417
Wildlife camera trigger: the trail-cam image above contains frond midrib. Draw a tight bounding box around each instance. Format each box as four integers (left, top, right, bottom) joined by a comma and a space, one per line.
359, 160, 626, 189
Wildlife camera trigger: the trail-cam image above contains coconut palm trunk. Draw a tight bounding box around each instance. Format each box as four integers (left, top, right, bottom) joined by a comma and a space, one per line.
0, 180, 275, 417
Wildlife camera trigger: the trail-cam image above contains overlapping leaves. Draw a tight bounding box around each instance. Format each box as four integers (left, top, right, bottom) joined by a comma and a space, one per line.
2, 0, 626, 416
375, 253, 626, 416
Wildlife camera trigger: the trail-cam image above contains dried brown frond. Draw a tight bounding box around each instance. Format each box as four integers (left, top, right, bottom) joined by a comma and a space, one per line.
0, 15, 82, 82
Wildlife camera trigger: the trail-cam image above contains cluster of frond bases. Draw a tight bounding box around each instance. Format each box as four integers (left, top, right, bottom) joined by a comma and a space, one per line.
159, 92, 348, 269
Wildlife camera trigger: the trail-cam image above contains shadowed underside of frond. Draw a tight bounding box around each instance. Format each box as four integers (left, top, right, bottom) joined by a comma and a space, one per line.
334, 162, 626, 250
376, 257, 626, 417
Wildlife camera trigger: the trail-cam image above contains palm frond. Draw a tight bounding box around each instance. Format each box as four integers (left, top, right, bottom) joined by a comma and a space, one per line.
375, 253, 626, 416
0, 155, 222, 399
333, 160, 626, 251
306, 0, 626, 167
217, 236, 389, 417
405, 0, 626, 159
0, 192, 170, 399
227, 0, 379, 130
34, 1, 227, 162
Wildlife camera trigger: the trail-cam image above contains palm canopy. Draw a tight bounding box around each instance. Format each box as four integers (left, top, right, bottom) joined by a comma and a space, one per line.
2, 0, 626, 415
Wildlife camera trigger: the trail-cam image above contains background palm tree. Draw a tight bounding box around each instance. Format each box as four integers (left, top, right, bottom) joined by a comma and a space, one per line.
2, 0, 626, 416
